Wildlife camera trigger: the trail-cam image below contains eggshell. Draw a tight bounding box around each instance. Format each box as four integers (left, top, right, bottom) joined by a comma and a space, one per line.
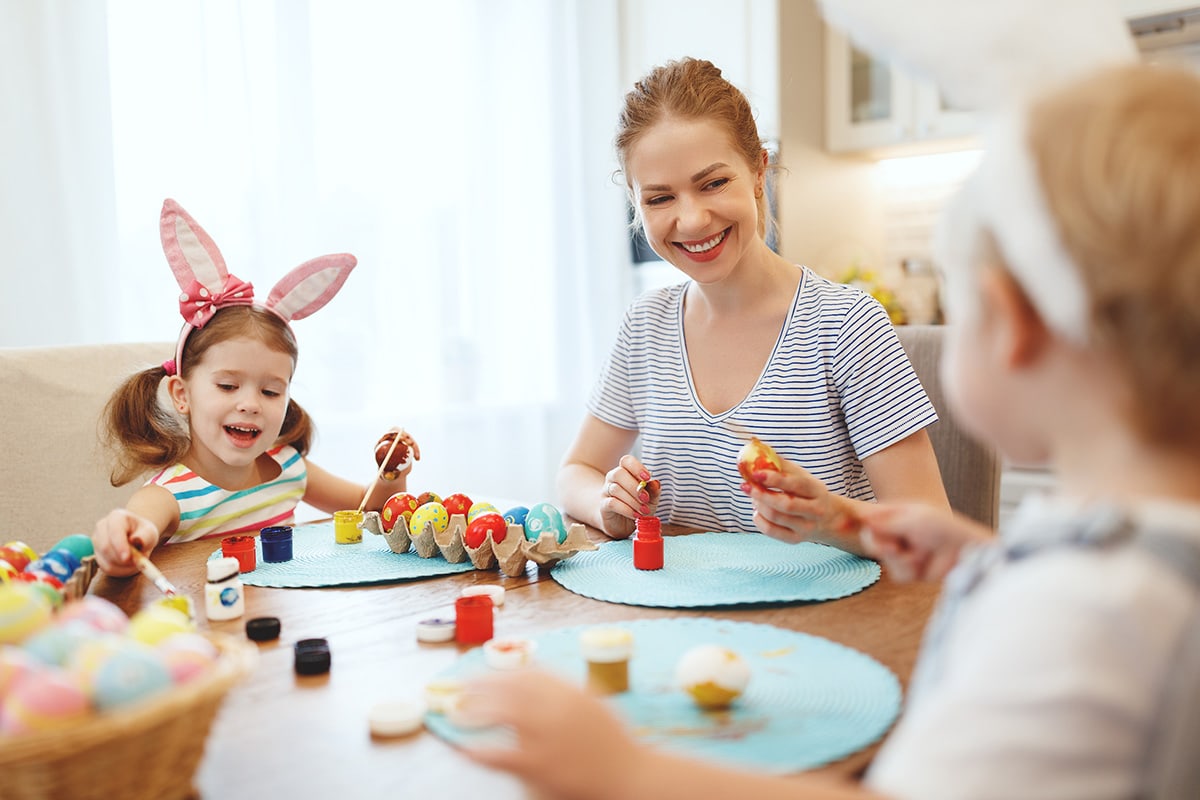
381, 493, 419, 533
0, 546, 31, 573
44, 548, 82, 576
415, 491, 443, 507
90, 639, 172, 711
409, 502, 450, 538
464, 513, 508, 549
3, 542, 37, 567
56, 595, 129, 635
127, 603, 195, 646
0, 667, 91, 734
26, 557, 72, 583
21, 622, 94, 667
502, 506, 530, 526
466, 502, 499, 523
67, 635, 126, 691
52, 533, 95, 562
0, 645, 43, 698
522, 503, 567, 544
157, 633, 218, 684
675, 644, 751, 710
0, 560, 18, 582
442, 493, 473, 518
0, 583, 53, 645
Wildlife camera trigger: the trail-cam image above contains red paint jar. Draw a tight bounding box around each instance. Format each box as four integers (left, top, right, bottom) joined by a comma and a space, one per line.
633, 516, 663, 571
221, 535, 257, 573
455, 595, 494, 644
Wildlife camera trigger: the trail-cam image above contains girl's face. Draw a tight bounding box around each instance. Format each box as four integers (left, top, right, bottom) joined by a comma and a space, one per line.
171, 336, 294, 473
627, 117, 765, 284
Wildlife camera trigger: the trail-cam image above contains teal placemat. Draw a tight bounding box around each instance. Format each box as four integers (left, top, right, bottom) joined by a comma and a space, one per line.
425, 617, 901, 773
550, 532, 879, 607
206, 522, 474, 587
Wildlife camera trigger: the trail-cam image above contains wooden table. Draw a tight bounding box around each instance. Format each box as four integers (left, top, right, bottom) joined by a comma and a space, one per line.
90, 525, 940, 799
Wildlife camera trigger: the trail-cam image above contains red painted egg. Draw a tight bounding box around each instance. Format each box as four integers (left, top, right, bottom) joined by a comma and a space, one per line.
442, 493, 473, 519
380, 493, 419, 533
0, 547, 30, 573
464, 513, 508, 549
416, 491, 442, 508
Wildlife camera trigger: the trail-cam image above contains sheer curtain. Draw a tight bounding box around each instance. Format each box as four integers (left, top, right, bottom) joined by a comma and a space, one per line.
0, 0, 631, 508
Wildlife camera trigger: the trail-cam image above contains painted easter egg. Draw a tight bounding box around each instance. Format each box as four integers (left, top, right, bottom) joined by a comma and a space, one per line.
0, 667, 91, 734
0, 645, 43, 696
68, 636, 125, 691
464, 513, 508, 549
415, 491, 443, 507
0, 560, 18, 583
157, 633, 218, 684
45, 547, 82, 575
127, 603, 195, 646
52, 533, 95, 562
381, 492, 420, 533
22, 578, 65, 610
0, 546, 30, 573
3, 542, 38, 568
442, 493, 473, 519
675, 644, 751, 710
22, 622, 95, 668
57, 595, 130, 635
503, 506, 530, 527
0, 583, 53, 645
522, 503, 567, 544
90, 639, 172, 710
409, 502, 450, 538
467, 502, 499, 523
26, 556, 72, 583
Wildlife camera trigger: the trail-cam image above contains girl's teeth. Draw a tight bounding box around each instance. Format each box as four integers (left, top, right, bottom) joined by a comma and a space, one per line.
681, 230, 726, 253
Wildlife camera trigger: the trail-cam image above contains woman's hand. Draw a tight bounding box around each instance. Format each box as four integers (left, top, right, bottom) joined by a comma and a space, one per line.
858, 503, 993, 582
741, 460, 862, 551
457, 669, 644, 800
374, 427, 421, 479
599, 455, 661, 538
91, 508, 160, 577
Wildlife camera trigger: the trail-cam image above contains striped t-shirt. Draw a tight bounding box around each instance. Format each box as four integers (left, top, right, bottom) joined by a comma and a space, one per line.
587, 266, 937, 533
148, 444, 308, 543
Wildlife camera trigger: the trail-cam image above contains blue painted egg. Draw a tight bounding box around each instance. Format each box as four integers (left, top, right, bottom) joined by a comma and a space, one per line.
522, 502, 567, 544
22, 622, 94, 667
503, 506, 530, 527
44, 548, 81, 575
90, 640, 172, 710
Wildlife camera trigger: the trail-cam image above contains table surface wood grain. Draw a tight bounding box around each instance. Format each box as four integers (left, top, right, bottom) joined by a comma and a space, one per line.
89, 522, 940, 799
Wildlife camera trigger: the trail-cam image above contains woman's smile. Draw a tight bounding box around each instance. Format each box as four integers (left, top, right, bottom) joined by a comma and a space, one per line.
674, 227, 731, 262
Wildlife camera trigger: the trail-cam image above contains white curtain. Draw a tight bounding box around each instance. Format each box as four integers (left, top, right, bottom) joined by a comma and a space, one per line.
0, 0, 632, 509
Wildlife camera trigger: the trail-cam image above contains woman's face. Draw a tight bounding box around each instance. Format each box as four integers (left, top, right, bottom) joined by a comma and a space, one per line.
626, 117, 764, 284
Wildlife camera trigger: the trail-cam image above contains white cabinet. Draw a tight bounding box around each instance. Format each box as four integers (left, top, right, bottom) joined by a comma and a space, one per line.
824, 28, 976, 155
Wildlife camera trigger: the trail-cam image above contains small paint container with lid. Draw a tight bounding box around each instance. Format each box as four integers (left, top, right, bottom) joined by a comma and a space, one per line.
454, 595, 494, 644
260, 526, 294, 563
633, 516, 663, 571
580, 627, 634, 694
221, 535, 257, 573
333, 510, 364, 544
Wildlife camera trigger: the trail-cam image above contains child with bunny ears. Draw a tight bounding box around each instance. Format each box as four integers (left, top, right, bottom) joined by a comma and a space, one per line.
92, 199, 420, 577
450, 3, 1200, 799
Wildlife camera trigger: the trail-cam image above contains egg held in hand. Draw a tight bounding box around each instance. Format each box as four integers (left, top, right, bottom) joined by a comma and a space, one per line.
675, 644, 751, 710
737, 437, 784, 486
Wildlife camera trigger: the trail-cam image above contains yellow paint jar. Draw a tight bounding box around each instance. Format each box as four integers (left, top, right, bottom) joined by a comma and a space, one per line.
334, 509, 364, 544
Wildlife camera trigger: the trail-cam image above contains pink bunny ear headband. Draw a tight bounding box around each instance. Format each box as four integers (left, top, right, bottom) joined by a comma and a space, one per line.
159, 198, 356, 375
818, 0, 1136, 343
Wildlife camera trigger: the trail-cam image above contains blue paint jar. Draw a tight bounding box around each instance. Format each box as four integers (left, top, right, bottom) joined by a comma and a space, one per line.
260, 525, 294, 563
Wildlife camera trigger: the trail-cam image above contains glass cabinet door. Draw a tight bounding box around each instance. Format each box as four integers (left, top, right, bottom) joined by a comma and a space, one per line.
825, 29, 914, 152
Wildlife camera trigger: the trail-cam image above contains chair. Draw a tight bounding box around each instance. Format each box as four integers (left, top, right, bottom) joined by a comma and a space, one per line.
895, 324, 1002, 528
0, 342, 174, 554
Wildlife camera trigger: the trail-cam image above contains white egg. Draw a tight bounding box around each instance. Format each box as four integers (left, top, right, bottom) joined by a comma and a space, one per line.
675, 644, 751, 710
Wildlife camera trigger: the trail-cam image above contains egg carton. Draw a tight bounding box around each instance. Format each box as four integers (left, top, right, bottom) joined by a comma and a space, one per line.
361, 512, 596, 577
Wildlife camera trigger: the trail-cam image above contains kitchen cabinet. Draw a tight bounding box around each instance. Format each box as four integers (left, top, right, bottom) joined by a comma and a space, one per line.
825, 28, 976, 155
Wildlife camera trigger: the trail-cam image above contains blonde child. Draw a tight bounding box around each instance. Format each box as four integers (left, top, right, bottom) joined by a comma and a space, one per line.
453, 59, 1200, 800
92, 199, 419, 577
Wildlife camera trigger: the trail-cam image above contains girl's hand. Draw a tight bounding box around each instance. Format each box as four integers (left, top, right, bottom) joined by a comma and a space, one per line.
92, 509, 160, 578
457, 669, 643, 800
742, 460, 858, 547
858, 503, 993, 582
374, 427, 420, 479
599, 455, 661, 538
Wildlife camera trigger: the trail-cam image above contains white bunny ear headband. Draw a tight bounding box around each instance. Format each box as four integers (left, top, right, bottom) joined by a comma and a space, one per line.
159, 198, 356, 375
817, 0, 1138, 342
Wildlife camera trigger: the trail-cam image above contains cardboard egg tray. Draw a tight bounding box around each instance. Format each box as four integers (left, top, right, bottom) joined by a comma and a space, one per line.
360, 512, 596, 577
63, 556, 98, 601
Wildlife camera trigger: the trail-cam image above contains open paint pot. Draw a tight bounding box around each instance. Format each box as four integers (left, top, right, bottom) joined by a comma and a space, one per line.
221, 535, 257, 573
260, 526, 294, 563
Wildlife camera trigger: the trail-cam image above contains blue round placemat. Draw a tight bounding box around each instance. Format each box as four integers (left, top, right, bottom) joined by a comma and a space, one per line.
205, 522, 474, 587
550, 531, 880, 607
425, 617, 901, 773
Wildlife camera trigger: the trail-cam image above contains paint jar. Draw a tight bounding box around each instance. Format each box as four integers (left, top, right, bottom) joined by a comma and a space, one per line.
260, 525, 294, 563
580, 627, 633, 694
633, 516, 663, 571
205, 557, 245, 621
454, 595, 494, 644
221, 535, 257, 573
334, 510, 364, 544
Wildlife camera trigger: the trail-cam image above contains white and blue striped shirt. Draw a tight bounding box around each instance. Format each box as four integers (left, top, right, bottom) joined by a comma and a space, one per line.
587, 266, 937, 533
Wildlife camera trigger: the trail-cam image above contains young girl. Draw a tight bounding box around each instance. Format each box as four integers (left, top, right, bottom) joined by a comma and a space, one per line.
92, 199, 419, 577
454, 61, 1200, 800
561, 57, 947, 551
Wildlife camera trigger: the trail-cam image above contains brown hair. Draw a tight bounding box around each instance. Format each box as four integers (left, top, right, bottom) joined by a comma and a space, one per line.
615, 57, 774, 239
103, 305, 316, 485
1028, 64, 1200, 451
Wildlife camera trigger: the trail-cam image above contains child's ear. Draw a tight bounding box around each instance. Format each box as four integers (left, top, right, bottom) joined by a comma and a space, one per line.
166, 375, 189, 414
979, 265, 1049, 369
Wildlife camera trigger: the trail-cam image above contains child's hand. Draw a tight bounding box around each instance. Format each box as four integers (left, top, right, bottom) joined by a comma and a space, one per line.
456, 669, 644, 800
599, 455, 661, 538
92, 509, 160, 577
742, 459, 857, 545
374, 427, 420, 479
858, 503, 993, 582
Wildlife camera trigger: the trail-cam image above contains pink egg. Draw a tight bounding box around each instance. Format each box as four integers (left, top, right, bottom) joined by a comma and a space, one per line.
157, 633, 218, 684
0, 646, 44, 699
56, 596, 130, 634
0, 667, 91, 735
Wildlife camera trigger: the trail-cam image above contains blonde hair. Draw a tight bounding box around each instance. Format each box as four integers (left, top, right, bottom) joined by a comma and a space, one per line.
102, 306, 316, 485
615, 57, 774, 240
1028, 64, 1200, 450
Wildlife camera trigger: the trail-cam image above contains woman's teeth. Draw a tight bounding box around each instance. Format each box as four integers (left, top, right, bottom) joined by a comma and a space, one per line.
680, 229, 727, 253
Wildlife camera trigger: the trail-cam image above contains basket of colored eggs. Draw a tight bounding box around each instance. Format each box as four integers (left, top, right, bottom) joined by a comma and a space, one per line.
0, 585, 257, 800
0, 534, 99, 607
362, 492, 597, 577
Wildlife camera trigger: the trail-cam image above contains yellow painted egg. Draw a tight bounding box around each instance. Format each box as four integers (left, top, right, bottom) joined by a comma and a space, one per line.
409, 502, 450, 538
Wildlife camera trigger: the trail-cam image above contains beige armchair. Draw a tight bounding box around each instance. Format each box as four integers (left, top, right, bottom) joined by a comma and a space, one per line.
896, 324, 1002, 528
0, 342, 173, 554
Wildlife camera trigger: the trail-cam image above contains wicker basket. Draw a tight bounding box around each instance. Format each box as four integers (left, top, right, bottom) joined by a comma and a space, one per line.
0, 632, 257, 800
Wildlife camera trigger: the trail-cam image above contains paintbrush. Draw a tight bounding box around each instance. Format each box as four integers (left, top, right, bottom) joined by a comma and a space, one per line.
359, 429, 405, 513
130, 545, 179, 597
